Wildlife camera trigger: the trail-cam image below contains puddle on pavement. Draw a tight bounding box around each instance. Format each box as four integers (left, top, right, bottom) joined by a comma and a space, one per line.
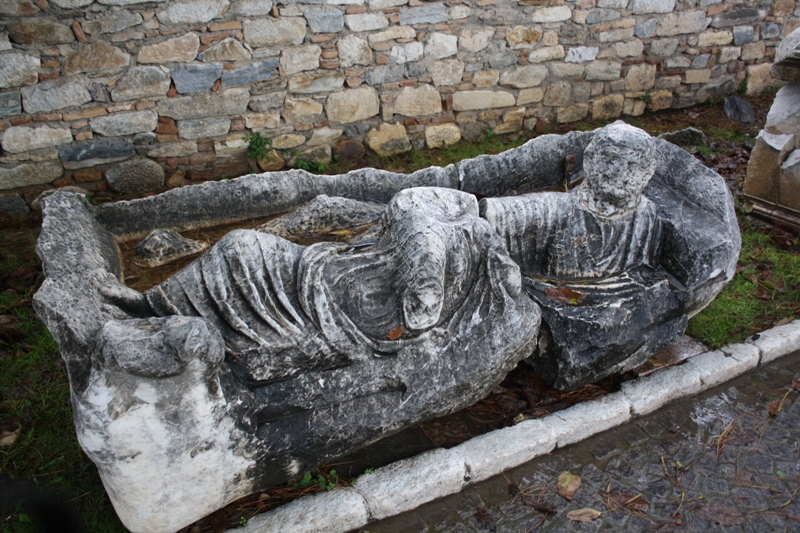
365, 350, 800, 533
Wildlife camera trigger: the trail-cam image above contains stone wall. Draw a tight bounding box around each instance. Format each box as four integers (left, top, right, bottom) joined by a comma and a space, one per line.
0, 0, 798, 216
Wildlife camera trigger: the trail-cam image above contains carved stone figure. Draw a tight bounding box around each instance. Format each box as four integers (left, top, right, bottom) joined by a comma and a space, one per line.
33, 123, 739, 533
35, 186, 539, 533
480, 122, 740, 389
482, 123, 670, 389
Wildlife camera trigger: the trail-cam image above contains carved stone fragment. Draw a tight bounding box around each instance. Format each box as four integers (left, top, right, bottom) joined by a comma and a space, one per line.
33, 123, 738, 532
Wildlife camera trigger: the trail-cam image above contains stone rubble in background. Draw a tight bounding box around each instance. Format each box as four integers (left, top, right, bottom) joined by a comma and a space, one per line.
0, 0, 796, 214
744, 25, 800, 230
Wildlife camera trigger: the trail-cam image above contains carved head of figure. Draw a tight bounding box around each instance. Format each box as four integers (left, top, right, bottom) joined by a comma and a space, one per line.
578, 121, 657, 217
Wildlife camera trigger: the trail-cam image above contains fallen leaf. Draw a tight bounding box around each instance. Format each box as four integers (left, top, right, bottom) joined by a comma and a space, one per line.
753, 284, 773, 300
545, 287, 584, 306
777, 470, 787, 479
766, 399, 781, 416
558, 471, 581, 501
0, 427, 21, 447
567, 508, 601, 522
386, 326, 404, 340
473, 508, 496, 531
775, 317, 793, 327
209, 510, 227, 533
329, 229, 355, 236
607, 491, 649, 512
698, 503, 744, 526
0, 315, 24, 343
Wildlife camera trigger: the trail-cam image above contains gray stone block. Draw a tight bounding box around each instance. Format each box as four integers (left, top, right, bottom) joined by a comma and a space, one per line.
585, 8, 620, 24
631, 0, 675, 14
635, 18, 656, 39
488, 52, 518, 69
111, 66, 171, 102
762, 23, 780, 39
733, 25, 755, 46
58, 139, 136, 169
177, 117, 230, 139
106, 158, 165, 194
221, 59, 279, 87
399, 3, 448, 25
711, 8, 758, 28
0, 91, 21, 117
171, 63, 223, 94
0, 193, 30, 217
21, 76, 92, 114
0, 163, 63, 191
304, 6, 344, 33
365, 65, 404, 86
89, 110, 158, 137
157, 88, 250, 119
0, 53, 39, 89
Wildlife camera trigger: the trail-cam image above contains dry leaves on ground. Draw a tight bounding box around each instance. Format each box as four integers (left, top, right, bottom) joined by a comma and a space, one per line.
566, 508, 601, 522
605, 490, 649, 513
557, 471, 581, 501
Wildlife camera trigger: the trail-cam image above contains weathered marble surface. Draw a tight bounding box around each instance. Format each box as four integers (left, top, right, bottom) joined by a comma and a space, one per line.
33, 124, 739, 533
35, 185, 539, 533
134, 229, 208, 267
480, 123, 740, 389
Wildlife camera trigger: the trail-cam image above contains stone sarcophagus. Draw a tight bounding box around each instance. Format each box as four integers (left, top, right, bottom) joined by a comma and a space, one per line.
33, 123, 739, 533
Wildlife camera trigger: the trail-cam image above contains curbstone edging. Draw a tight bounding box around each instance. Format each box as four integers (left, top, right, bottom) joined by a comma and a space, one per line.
621, 363, 702, 416
747, 319, 800, 364
243, 485, 369, 533
242, 322, 800, 533
550, 393, 632, 448
353, 447, 468, 521
456, 418, 557, 484
683, 347, 758, 391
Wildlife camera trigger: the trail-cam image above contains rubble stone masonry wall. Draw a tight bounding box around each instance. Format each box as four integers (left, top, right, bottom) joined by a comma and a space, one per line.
0, 0, 798, 214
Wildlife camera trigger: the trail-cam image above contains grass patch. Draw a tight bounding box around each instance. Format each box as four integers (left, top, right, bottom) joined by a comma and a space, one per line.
327, 132, 530, 175
687, 215, 800, 348
0, 220, 126, 533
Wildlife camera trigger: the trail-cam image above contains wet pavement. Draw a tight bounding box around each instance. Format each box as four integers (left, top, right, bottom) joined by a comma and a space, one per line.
357, 351, 800, 533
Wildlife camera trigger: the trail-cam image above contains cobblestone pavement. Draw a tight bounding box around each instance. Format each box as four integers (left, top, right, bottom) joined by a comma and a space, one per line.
358, 351, 800, 533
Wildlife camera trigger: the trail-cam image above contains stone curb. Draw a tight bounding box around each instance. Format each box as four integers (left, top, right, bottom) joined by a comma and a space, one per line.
241, 320, 800, 533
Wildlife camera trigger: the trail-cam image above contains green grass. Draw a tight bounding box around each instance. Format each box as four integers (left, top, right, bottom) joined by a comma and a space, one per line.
687, 215, 800, 348
326, 133, 531, 175
0, 223, 126, 533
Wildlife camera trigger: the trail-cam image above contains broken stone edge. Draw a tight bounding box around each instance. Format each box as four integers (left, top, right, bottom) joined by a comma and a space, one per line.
241, 320, 800, 533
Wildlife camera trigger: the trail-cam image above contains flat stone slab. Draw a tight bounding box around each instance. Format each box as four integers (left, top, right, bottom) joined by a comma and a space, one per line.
58, 139, 135, 169
134, 229, 209, 267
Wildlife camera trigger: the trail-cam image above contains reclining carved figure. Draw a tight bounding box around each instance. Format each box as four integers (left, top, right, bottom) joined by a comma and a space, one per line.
33, 123, 739, 533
